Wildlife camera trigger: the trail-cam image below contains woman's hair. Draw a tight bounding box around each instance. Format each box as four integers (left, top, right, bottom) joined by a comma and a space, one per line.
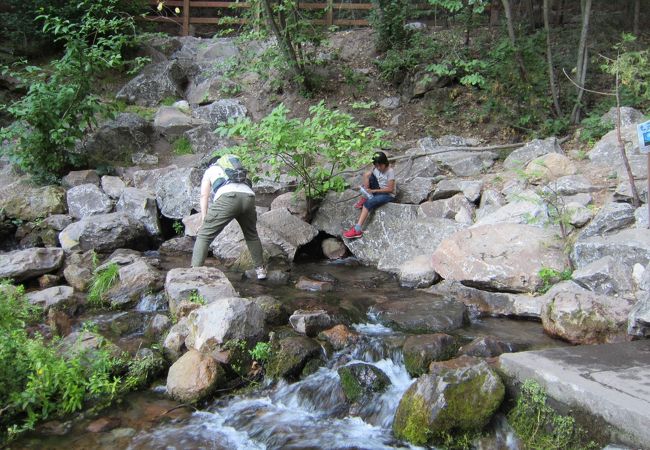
372, 151, 389, 165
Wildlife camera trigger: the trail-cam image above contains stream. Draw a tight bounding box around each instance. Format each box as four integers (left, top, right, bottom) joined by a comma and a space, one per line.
13, 255, 566, 450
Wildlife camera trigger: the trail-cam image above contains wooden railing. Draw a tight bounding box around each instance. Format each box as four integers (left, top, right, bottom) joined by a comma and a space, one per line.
144, 1, 377, 36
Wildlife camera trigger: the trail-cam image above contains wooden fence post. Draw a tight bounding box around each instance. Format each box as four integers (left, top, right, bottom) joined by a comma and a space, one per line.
327, 0, 333, 26
183, 0, 190, 36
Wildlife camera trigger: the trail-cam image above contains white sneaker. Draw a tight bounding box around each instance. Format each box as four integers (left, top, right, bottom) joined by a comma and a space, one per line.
255, 267, 267, 280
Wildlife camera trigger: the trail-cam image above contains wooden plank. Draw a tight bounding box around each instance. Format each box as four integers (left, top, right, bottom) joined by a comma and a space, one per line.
297, 2, 373, 10
189, 16, 248, 24
142, 15, 183, 23
183, 0, 190, 35
188, 1, 250, 7
333, 18, 369, 26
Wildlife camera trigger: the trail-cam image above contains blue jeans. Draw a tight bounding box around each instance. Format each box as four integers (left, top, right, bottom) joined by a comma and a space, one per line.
366, 173, 394, 210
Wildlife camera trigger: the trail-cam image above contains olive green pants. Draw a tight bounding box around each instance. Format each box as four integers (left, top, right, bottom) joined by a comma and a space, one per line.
191, 191, 264, 268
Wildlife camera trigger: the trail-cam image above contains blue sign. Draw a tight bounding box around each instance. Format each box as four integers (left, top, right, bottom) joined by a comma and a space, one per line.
638, 120, 650, 154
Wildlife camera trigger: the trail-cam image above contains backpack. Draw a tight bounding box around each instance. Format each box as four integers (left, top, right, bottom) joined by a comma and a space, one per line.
210, 154, 252, 196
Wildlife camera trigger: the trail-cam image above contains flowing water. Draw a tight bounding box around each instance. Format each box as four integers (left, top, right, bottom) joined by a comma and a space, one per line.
13, 257, 566, 450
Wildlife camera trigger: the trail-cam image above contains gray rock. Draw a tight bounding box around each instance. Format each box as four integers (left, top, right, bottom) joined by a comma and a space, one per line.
116, 187, 163, 238
398, 254, 439, 288
163, 317, 190, 362
635, 206, 649, 228
133, 165, 178, 194
101, 176, 126, 200
541, 174, 600, 196
289, 309, 333, 337
396, 177, 434, 204
572, 256, 635, 299
601, 106, 646, 128
269, 192, 309, 221
192, 99, 247, 126
613, 178, 648, 203
116, 60, 185, 106
255, 208, 319, 261
184, 125, 231, 156
400, 69, 444, 100
155, 167, 202, 219
393, 148, 442, 180
589, 124, 641, 167
75, 113, 155, 166
185, 297, 265, 353
458, 336, 520, 358
66, 184, 113, 220
62, 250, 95, 291
252, 295, 290, 326
266, 336, 322, 380
146, 314, 172, 339
164, 266, 238, 316
473, 190, 549, 228
372, 295, 467, 333
321, 238, 347, 260
433, 224, 567, 293
572, 228, 650, 270
0, 183, 66, 221
166, 349, 225, 403
105, 259, 165, 309
402, 333, 457, 377
26, 285, 79, 315
379, 96, 400, 109
154, 106, 206, 137
44, 215, 74, 231
431, 179, 483, 202
475, 189, 506, 220
0, 247, 64, 281
541, 281, 632, 344
628, 292, 650, 337
57, 331, 122, 360
417, 194, 474, 224
566, 202, 593, 227
578, 202, 635, 239
59, 213, 149, 253
337, 363, 390, 403
61, 170, 100, 188
503, 137, 563, 170
524, 153, 576, 182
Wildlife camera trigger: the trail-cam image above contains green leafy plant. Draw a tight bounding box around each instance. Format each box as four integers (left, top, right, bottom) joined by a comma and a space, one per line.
188, 290, 206, 305
172, 136, 193, 155
218, 101, 387, 213
0, 0, 141, 183
370, 0, 411, 53
172, 220, 184, 236
249, 341, 271, 364
538, 267, 572, 294
579, 114, 614, 146
508, 380, 597, 450
87, 262, 120, 307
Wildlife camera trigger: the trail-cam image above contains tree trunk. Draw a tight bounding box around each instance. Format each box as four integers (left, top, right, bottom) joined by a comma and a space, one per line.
570, 0, 592, 124
544, 0, 562, 117
489, 0, 500, 28
615, 67, 642, 207
633, 0, 640, 36
501, 0, 528, 81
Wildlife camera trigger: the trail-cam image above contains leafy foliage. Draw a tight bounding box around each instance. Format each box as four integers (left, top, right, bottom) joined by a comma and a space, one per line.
87, 262, 120, 307
218, 101, 386, 206
370, 0, 411, 53
0, 0, 142, 183
508, 380, 597, 450
538, 267, 573, 294
249, 341, 271, 363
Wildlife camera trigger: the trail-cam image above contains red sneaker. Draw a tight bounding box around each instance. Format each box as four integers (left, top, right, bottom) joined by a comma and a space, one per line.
354, 197, 367, 209
343, 227, 363, 239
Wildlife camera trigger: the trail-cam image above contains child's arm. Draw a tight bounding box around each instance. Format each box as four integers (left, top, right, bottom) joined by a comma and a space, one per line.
360, 170, 372, 188
369, 178, 395, 194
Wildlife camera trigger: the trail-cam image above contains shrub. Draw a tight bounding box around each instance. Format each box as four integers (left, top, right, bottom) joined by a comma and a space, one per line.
87, 262, 120, 307
370, 0, 412, 53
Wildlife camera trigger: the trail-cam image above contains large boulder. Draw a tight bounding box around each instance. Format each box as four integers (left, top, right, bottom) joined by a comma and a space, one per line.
338, 363, 390, 403
61, 170, 100, 189
432, 224, 567, 293
105, 259, 165, 309
163, 317, 190, 362
372, 295, 467, 333
185, 297, 265, 353
0, 247, 64, 281
431, 179, 483, 202
66, 184, 113, 220
63, 250, 95, 291
395, 177, 434, 204
571, 256, 635, 299
166, 349, 225, 403
415, 137, 497, 177
578, 202, 635, 239
541, 281, 633, 344
0, 182, 66, 221
628, 292, 650, 338
417, 194, 474, 224
393, 356, 504, 446
572, 228, 650, 270
601, 106, 646, 127
59, 213, 149, 253
115, 187, 163, 238
398, 254, 439, 288
589, 123, 642, 167
155, 167, 202, 219
503, 137, 563, 170
524, 153, 576, 182
289, 309, 334, 337
473, 190, 549, 228
164, 267, 238, 316
266, 336, 323, 380
75, 113, 155, 166
192, 99, 247, 125
402, 333, 458, 377
116, 60, 186, 106
26, 285, 79, 315
153, 106, 206, 137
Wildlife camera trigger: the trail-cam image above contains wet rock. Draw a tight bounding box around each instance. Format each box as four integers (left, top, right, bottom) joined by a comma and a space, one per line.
338, 362, 390, 403
318, 324, 360, 350
165, 266, 238, 316
432, 224, 566, 293
578, 202, 635, 239
166, 349, 225, 403
63, 250, 95, 291
163, 317, 190, 362
458, 336, 520, 358
252, 295, 290, 326
402, 333, 457, 376
628, 292, 650, 337
503, 137, 563, 170
26, 285, 79, 315
295, 276, 333, 292
39, 420, 72, 436
572, 256, 635, 299
155, 167, 202, 219
0, 182, 66, 221
541, 281, 632, 344
398, 254, 438, 288
266, 336, 322, 380
101, 176, 126, 200
66, 183, 113, 220
270, 192, 309, 221
116, 60, 186, 107
62, 170, 100, 188
321, 238, 347, 260
146, 314, 172, 339
104, 259, 164, 309
393, 356, 504, 446
289, 309, 334, 337
524, 153, 576, 182
422, 280, 545, 319
59, 213, 149, 253
431, 179, 483, 202
185, 297, 265, 353
38, 274, 61, 288
258, 208, 319, 261
75, 113, 155, 166
396, 177, 434, 204
87, 417, 121, 433
372, 296, 467, 333
572, 228, 650, 270
0, 247, 64, 281
116, 187, 163, 238
417, 194, 474, 224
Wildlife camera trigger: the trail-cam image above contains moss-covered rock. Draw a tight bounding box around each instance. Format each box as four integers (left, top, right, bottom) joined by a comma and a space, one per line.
402, 333, 458, 377
393, 356, 504, 446
266, 336, 322, 380
337, 363, 390, 403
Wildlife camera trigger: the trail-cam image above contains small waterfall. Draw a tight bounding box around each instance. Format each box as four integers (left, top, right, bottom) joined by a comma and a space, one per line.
128, 322, 420, 450
135, 292, 167, 312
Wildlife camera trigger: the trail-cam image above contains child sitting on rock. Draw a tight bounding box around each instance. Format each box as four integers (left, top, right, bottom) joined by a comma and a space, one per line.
343, 151, 395, 239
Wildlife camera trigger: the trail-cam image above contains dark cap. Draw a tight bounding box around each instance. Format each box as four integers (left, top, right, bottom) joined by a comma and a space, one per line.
372, 151, 389, 165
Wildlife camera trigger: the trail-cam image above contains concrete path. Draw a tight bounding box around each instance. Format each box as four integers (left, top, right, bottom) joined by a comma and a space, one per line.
500, 340, 650, 449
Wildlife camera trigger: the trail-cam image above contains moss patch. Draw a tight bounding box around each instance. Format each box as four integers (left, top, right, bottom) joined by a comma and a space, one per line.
393, 394, 431, 446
